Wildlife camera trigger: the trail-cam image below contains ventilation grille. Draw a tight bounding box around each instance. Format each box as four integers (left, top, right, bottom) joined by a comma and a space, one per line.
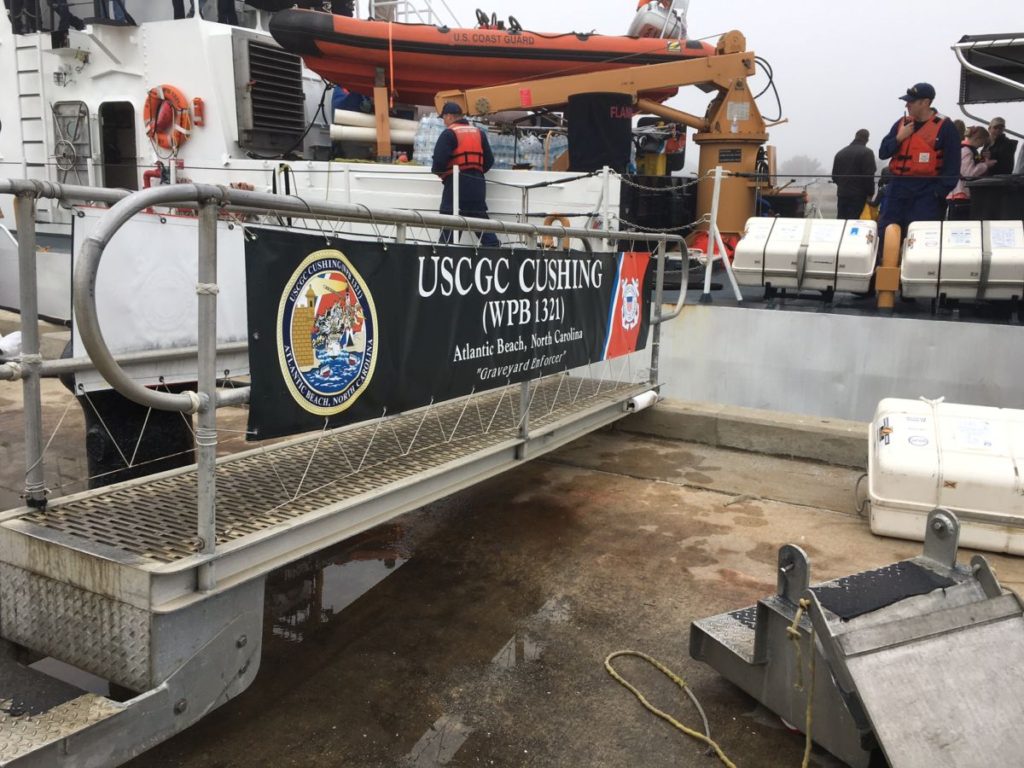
236, 37, 306, 150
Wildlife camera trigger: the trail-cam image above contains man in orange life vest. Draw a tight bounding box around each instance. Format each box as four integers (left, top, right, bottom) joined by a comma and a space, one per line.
431, 102, 500, 247
877, 82, 960, 240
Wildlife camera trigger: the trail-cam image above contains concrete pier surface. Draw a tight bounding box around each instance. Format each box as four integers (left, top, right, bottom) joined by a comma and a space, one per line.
4, 309, 1023, 766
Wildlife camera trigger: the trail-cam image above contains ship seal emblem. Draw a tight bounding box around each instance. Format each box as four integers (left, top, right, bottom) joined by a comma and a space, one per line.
620, 277, 641, 331
277, 249, 377, 416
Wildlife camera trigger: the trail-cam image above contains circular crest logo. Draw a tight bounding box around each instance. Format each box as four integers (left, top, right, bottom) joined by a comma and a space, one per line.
620, 277, 640, 331
277, 249, 377, 416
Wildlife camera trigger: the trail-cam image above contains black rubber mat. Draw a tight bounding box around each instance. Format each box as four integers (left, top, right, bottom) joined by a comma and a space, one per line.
0, 660, 87, 716
811, 560, 956, 621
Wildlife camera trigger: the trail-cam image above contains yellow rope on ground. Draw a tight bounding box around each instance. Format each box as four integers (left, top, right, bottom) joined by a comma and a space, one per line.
786, 598, 815, 768
604, 650, 737, 768
608, 599, 819, 767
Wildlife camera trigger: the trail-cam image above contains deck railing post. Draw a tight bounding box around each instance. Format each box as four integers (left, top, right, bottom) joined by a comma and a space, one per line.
452, 164, 460, 245
15, 192, 46, 509
602, 165, 611, 250
700, 165, 723, 304
196, 200, 219, 590
517, 380, 531, 459
650, 236, 667, 386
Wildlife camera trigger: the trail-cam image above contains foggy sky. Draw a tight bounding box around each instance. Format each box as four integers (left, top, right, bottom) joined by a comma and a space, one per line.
419, 0, 1023, 167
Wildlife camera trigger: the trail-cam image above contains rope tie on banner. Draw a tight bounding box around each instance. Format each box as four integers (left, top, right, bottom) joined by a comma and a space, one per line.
19, 353, 43, 365
195, 282, 220, 295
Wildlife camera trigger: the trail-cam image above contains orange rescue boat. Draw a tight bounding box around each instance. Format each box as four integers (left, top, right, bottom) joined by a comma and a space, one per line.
269, 9, 716, 107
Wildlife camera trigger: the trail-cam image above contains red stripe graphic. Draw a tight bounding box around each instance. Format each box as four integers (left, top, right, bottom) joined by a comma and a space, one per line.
604, 251, 650, 360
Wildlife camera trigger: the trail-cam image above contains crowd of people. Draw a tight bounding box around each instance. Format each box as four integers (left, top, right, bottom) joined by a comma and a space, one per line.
832, 81, 1021, 234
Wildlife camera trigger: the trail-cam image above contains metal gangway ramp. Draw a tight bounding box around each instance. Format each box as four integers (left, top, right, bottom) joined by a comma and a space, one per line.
0, 179, 685, 766
691, 509, 1024, 767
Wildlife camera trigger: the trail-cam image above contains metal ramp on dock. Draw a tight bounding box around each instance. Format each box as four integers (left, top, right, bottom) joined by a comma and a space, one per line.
1, 178, 683, 765
690, 509, 1024, 768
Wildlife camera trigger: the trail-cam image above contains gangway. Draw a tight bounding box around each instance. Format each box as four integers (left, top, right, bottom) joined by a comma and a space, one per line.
0, 178, 684, 766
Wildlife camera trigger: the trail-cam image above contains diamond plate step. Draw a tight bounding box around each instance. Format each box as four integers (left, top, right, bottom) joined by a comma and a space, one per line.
0, 656, 121, 765
691, 605, 757, 662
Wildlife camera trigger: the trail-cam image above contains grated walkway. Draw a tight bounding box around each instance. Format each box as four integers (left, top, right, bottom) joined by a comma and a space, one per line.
15, 376, 646, 564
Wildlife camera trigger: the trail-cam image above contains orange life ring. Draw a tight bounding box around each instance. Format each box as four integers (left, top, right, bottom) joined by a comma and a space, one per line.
144, 84, 192, 152
541, 215, 572, 251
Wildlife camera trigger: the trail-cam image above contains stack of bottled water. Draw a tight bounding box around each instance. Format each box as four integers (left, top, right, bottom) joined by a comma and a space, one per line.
412, 118, 570, 171
545, 133, 568, 168
412, 115, 445, 165
490, 132, 516, 169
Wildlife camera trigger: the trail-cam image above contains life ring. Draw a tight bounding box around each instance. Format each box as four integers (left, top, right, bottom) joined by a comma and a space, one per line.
144, 84, 192, 152
541, 214, 571, 251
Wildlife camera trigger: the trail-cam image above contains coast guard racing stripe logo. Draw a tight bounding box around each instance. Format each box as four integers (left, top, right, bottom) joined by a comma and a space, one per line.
277, 249, 377, 416
602, 251, 650, 360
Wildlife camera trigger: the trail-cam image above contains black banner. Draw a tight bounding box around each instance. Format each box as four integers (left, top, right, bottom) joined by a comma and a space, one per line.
245, 229, 651, 439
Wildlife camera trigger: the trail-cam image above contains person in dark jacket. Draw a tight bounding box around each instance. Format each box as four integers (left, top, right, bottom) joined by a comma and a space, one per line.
877, 82, 960, 242
49, 0, 84, 30
431, 102, 500, 247
987, 117, 1018, 175
831, 129, 877, 219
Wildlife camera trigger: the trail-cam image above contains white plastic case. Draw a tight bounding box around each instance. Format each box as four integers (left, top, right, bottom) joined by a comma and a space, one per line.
733, 217, 876, 292
900, 220, 1024, 300
868, 397, 1024, 554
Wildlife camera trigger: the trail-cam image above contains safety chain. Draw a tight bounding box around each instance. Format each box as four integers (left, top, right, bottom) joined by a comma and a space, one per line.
613, 213, 709, 234
612, 173, 704, 193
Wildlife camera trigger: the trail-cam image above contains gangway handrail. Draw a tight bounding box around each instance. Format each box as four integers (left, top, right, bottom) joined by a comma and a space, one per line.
3, 176, 685, 569
0, 177, 129, 205
72, 182, 683, 416
0, 340, 249, 381
952, 37, 1024, 142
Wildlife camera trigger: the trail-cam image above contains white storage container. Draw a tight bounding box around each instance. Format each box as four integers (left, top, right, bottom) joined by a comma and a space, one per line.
900, 220, 1024, 300
732, 217, 876, 293
868, 397, 1024, 554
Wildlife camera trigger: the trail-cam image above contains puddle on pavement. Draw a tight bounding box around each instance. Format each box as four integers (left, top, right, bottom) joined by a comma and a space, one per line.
401, 713, 473, 766
490, 634, 543, 670
266, 524, 407, 644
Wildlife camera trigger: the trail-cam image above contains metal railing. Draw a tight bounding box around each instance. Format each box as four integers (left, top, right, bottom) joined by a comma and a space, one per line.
0, 176, 689, 592
953, 35, 1024, 143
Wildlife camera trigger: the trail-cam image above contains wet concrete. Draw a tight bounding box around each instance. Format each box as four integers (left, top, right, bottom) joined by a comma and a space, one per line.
102, 430, 1018, 767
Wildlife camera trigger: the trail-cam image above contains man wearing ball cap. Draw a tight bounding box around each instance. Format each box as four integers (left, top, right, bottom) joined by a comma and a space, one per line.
877, 82, 961, 243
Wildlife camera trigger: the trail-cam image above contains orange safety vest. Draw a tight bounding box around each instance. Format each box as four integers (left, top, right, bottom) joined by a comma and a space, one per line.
889, 114, 947, 177
443, 123, 486, 178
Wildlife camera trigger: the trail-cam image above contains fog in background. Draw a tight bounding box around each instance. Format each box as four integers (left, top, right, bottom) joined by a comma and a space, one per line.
406, 0, 1023, 179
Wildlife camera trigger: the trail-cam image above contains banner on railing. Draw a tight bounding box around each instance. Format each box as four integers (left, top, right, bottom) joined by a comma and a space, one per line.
245, 230, 651, 439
